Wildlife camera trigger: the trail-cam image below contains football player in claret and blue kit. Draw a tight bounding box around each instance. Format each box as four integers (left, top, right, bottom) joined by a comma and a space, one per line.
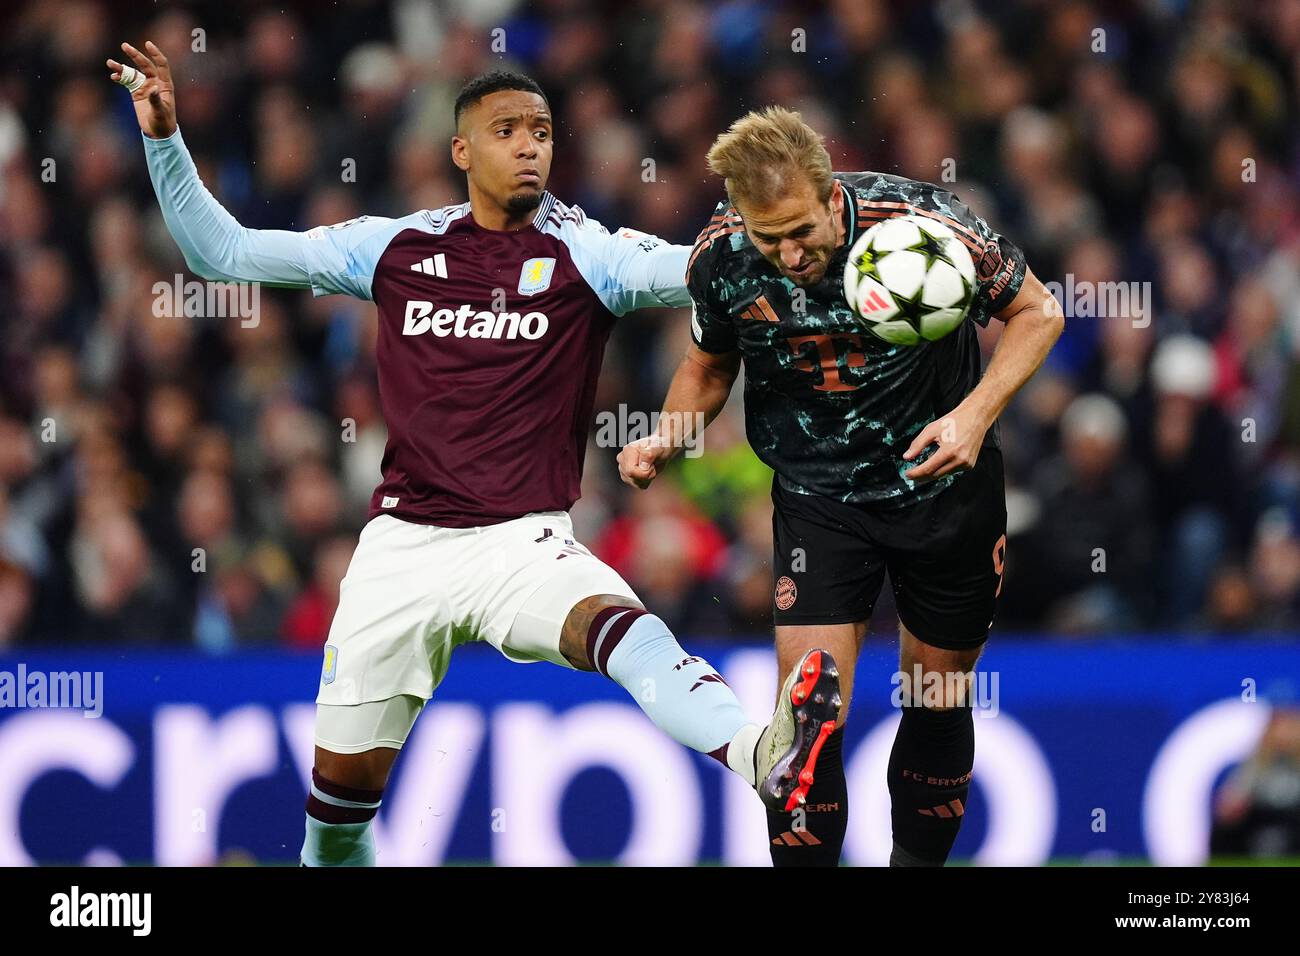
109, 41, 840, 865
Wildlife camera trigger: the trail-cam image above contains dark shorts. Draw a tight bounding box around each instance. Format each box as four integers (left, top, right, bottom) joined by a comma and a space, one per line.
770, 448, 1007, 650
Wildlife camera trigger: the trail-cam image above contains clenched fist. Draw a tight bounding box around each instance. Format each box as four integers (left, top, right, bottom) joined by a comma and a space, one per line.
617, 435, 676, 490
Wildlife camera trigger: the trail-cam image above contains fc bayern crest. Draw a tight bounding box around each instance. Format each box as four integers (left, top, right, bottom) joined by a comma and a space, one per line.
518, 257, 557, 296
775, 576, 798, 611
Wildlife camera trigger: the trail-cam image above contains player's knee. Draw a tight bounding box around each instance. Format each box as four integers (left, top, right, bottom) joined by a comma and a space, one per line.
896, 671, 978, 709
558, 594, 645, 672
312, 696, 421, 789
900, 627, 982, 668
898, 635, 983, 709
314, 746, 398, 793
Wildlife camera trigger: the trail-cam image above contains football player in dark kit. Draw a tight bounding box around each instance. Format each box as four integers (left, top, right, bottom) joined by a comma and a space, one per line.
621, 107, 1063, 866
111, 43, 840, 866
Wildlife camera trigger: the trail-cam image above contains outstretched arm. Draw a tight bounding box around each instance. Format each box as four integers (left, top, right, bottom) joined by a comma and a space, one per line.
556, 219, 694, 315
108, 41, 384, 298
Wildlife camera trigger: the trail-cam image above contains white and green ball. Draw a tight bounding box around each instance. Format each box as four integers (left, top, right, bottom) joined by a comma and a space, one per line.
842, 214, 976, 345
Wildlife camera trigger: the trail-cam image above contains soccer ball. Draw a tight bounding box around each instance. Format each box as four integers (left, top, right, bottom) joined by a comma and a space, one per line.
842, 214, 976, 345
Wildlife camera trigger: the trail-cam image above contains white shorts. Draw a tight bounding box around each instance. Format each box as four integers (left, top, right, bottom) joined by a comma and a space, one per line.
315, 511, 637, 706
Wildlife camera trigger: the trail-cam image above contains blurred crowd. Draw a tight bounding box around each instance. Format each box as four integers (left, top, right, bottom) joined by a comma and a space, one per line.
1, 0, 1299, 648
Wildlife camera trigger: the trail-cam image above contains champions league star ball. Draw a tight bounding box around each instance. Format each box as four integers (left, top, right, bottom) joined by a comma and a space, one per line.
843, 214, 976, 345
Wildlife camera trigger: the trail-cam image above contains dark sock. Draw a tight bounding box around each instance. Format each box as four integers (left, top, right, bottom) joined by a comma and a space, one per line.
766, 726, 847, 867
886, 704, 974, 866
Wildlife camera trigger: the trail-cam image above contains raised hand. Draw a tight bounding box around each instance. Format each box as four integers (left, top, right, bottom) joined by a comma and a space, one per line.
106, 41, 177, 140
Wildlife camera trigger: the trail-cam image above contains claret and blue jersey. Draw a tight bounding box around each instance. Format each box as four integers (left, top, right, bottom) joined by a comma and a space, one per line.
143, 128, 691, 528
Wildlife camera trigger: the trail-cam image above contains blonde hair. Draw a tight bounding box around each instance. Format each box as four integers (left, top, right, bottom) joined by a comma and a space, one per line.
706, 107, 834, 208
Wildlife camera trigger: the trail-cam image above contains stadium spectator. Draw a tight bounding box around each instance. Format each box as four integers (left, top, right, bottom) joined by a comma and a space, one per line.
1212, 707, 1300, 858
1027, 393, 1155, 632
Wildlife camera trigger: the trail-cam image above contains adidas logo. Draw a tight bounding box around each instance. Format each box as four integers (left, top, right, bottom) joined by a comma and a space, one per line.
860, 287, 892, 313
772, 830, 822, 846
689, 673, 728, 693
411, 254, 448, 278
917, 798, 965, 818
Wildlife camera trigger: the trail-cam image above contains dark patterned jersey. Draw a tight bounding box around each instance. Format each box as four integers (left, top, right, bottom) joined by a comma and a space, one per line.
143, 128, 691, 528
687, 172, 1027, 507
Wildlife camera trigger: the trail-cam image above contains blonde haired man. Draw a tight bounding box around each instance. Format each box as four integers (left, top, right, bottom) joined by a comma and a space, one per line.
620, 107, 1062, 866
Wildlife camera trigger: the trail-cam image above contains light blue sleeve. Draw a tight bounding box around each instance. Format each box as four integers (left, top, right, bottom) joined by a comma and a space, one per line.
141, 127, 401, 300
557, 217, 692, 317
